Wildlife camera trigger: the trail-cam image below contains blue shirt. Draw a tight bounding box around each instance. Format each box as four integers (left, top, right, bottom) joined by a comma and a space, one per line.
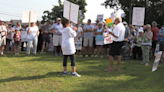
160, 29, 164, 41
95, 28, 104, 41
50, 23, 63, 35
83, 24, 94, 38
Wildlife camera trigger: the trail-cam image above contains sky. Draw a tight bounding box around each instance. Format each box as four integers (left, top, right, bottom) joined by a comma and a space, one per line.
0, 0, 124, 23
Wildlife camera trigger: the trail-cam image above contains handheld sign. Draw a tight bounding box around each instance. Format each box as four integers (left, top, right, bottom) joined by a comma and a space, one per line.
132, 7, 145, 26
152, 51, 162, 72
97, 14, 104, 21
75, 38, 82, 50
63, 0, 79, 24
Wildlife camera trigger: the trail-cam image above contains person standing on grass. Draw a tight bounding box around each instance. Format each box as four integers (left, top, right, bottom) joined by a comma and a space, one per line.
0, 19, 7, 56
129, 24, 136, 57
159, 27, 164, 63
151, 21, 159, 58
141, 24, 153, 66
26, 22, 40, 56
50, 18, 63, 56
75, 24, 83, 57
83, 19, 94, 57
13, 29, 21, 55
6, 22, 14, 53
133, 29, 144, 60
40, 21, 51, 53
94, 22, 104, 58
105, 17, 125, 72
61, 19, 81, 77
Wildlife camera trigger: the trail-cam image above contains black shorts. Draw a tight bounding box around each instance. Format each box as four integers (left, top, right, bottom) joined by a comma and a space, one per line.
152, 41, 158, 48
159, 41, 164, 52
103, 44, 111, 48
6, 39, 11, 43
109, 41, 124, 57
43, 36, 50, 43
14, 42, 20, 46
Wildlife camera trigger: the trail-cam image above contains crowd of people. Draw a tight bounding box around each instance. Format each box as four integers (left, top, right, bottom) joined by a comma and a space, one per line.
0, 16, 164, 77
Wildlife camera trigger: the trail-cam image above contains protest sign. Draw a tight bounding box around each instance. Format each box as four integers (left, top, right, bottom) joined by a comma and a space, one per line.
79, 10, 83, 19
63, 0, 79, 24
75, 38, 82, 50
132, 7, 145, 26
152, 51, 162, 72
21, 31, 28, 42
97, 14, 104, 21
22, 11, 37, 23
104, 35, 113, 44
154, 44, 164, 57
111, 13, 114, 20
48, 38, 54, 51
121, 13, 125, 18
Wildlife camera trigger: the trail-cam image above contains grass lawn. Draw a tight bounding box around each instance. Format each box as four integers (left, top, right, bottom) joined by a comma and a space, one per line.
0, 51, 164, 92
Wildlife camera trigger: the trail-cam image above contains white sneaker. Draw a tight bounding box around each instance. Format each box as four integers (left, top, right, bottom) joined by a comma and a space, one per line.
94, 55, 98, 57
101, 55, 103, 58
71, 72, 81, 77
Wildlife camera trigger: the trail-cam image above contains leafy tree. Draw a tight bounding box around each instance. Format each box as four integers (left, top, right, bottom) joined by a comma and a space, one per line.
102, 0, 164, 27
41, 0, 87, 24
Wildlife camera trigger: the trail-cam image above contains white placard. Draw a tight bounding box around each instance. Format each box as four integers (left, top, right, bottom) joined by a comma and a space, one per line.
104, 35, 113, 44
75, 38, 82, 50
63, 0, 79, 24
21, 31, 28, 42
152, 51, 162, 72
111, 13, 114, 20
22, 11, 37, 23
79, 10, 83, 19
132, 7, 145, 26
97, 14, 104, 21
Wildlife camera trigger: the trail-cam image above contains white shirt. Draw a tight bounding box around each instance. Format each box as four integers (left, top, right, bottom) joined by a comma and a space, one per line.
112, 23, 125, 42
0, 25, 7, 36
7, 28, 13, 39
61, 27, 77, 55
26, 26, 39, 39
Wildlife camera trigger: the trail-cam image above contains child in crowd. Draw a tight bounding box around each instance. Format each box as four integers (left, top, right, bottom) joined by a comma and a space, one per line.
13, 29, 21, 55
133, 29, 144, 60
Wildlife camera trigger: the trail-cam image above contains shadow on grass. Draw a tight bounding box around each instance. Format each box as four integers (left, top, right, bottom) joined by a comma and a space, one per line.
0, 72, 63, 83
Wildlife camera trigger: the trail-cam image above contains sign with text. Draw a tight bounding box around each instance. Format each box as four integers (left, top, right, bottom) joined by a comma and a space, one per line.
63, 0, 79, 24
104, 35, 113, 44
22, 11, 37, 23
152, 51, 162, 72
97, 14, 104, 21
132, 7, 145, 26
75, 38, 82, 50
154, 44, 164, 57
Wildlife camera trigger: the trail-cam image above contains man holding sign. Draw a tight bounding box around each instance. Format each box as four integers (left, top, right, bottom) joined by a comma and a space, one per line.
105, 17, 125, 72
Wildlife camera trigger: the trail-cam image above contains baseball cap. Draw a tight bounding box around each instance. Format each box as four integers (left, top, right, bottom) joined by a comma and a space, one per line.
0, 18, 4, 21
139, 29, 144, 33
8, 22, 12, 25
57, 18, 61, 21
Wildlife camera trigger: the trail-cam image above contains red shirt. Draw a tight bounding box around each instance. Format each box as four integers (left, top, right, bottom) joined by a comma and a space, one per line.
151, 27, 159, 41
13, 34, 21, 42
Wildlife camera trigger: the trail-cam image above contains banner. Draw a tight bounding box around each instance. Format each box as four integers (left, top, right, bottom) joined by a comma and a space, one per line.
63, 0, 79, 24
154, 44, 164, 57
132, 7, 145, 26
152, 51, 162, 72
104, 35, 113, 44
75, 38, 82, 50
97, 14, 104, 21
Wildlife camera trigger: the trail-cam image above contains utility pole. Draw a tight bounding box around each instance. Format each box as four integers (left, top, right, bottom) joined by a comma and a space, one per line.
129, 0, 133, 24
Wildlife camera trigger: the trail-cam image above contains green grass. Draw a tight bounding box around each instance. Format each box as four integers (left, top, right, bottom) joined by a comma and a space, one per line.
0, 52, 164, 92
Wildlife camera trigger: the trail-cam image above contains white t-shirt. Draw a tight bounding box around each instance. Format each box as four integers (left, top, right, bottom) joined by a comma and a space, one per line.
61, 27, 77, 55
112, 23, 125, 42
26, 26, 39, 39
0, 25, 7, 36
76, 27, 83, 38
7, 28, 13, 39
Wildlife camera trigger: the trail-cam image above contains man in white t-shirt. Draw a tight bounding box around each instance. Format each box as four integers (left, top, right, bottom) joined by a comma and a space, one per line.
0, 18, 7, 56
105, 17, 125, 72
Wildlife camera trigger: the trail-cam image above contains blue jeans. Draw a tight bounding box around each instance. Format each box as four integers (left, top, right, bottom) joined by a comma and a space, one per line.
27, 37, 38, 54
